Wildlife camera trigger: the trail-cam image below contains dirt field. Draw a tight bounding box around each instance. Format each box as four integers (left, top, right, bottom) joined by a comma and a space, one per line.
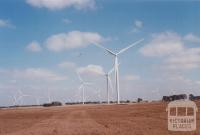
0, 102, 200, 135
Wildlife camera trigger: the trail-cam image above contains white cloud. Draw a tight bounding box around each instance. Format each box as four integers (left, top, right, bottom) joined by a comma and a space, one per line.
45, 31, 104, 52
140, 31, 200, 71
165, 48, 200, 70
58, 61, 76, 69
184, 33, 200, 43
0, 19, 14, 28
132, 19, 143, 33
167, 74, 192, 84
0, 68, 67, 81
26, 0, 96, 10
0, 19, 9, 27
26, 41, 42, 52
63, 19, 72, 24
124, 75, 140, 81
76, 65, 104, 76
140, 32, 184, 57
135, 20, 143, 28
196, 81, 200, 85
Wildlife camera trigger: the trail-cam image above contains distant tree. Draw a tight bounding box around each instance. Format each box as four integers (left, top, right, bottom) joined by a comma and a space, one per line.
126, 100, 130, 103
137, 98, 142, 103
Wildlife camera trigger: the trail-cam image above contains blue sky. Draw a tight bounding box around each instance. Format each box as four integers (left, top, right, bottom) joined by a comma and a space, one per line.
0, 0, 200, 106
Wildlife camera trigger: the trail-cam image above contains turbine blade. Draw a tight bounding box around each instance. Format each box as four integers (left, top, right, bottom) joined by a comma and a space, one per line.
108, 76, 114, 93
93, 43, 116, 56
79, 85, 83, 90
24, 94, 31, 97
18, 95, 22, 100
117, 39, 144, 55
84, 82, 93, 85
18, 89, 23, 95
77, 72, 83, 82
108, 66, 115, 75
108, 63, 120, 75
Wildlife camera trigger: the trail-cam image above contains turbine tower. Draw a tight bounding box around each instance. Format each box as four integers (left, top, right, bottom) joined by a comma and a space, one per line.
47, 89, 51, 103
77, 72, 92, 104
94, 39, 144, 104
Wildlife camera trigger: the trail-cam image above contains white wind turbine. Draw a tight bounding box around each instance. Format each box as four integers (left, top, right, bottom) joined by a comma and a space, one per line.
94, 87, 102, 104
183, 90, 190, 101
94, 39, 144, 104
97, 88, 102, 104
170, 89, 177, 95
77, 72, 93, 104
18, 90, 31, 105
34, 96, 45, 105
104, 65, 118, 104
152, 88, 161, 101
47, 89, 52, 103
74, 90, 82, 103
12, 94, 19, 106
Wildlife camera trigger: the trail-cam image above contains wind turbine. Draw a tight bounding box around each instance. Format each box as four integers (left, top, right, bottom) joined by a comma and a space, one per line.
47, 89, 52, 103
170, 89, 177, 95
104, 65, 118, 104
94, 87, 102, 104
93, 39, 144, 104
12, 94, 19, 106
184, 90, 190, 101
35, 97, 40, 105
152, 88, 161, 101
77, 72, 93, 104
34, 96, 45, 105
18, 90, 31, 105
74, 90, 82, 103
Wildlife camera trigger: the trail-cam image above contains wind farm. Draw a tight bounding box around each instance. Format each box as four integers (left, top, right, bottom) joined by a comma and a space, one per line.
4, 39, 143, 108
1, 37, 200, 135
1, 0, 200, 135
2, 39, 144, 108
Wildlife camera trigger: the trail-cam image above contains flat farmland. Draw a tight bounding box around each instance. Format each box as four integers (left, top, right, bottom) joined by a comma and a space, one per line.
0, 102, 200, 135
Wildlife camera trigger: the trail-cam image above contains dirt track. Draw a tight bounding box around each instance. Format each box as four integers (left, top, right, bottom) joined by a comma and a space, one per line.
0, 102, 200, 135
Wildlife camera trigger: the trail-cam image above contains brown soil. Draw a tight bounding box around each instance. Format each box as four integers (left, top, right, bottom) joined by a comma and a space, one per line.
0, 101, 200, 135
